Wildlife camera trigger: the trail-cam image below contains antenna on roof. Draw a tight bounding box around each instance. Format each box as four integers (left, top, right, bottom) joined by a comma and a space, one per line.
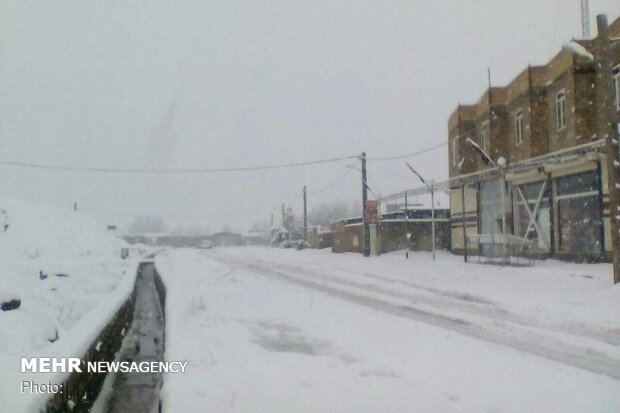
581, 0, 590, 37
487, 67, 491, 89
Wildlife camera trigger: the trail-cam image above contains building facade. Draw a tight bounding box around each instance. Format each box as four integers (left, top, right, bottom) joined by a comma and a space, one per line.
448, 17, 620, 262
331, 209, 451, 255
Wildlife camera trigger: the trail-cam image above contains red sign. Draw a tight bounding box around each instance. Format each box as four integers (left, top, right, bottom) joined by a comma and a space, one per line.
364, 200, 380, 224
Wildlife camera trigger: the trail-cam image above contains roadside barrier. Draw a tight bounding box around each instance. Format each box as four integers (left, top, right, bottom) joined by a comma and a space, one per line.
43, 265, 145, 412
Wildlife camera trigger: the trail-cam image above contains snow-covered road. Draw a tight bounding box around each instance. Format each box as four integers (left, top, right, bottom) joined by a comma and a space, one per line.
156, 247, 620, 412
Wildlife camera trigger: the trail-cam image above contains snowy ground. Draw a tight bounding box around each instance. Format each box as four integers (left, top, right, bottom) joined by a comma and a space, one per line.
0, 198, 141, 412
157, 246, 620, 412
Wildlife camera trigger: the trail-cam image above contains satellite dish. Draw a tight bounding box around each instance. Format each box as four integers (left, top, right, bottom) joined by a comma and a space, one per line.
497, 156, 507, 167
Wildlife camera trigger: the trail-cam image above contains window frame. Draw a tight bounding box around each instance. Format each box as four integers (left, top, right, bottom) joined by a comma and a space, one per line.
514, 110, 524, 146
613, 64, 620, 112
555, 89, 567, 131
480, 121, 489, 153
452, 137, 459, 167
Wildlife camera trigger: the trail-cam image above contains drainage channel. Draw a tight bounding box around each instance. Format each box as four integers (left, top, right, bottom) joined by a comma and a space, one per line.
98, 263, 165, 413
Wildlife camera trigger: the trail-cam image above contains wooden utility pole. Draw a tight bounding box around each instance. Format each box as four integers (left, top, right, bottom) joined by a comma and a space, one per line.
361, 152, 370, 257
597, 14, 620, 284
405, 193, 409, 259
303, 186, 307, 241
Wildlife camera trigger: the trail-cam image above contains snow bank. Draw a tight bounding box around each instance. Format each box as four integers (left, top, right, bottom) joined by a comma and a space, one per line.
0, 198, 140, 412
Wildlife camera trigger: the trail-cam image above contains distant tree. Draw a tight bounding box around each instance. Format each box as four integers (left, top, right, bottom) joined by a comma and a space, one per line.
281, 205, 303, 240
250, 220, 268, 232
308, 201, 353, 228
221, 224, 233, 233
127, 216, 166, 234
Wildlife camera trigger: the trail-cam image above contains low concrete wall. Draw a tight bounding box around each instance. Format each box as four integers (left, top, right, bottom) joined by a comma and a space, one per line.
331, 222, 363, 253
44, 267, 144, 412
380, 221, 451, 254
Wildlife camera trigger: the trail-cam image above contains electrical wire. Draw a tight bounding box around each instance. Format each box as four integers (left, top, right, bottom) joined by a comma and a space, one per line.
365, 159, 412, 180
365, 141, 448, 161
0, 141, 449, 174
0, 155, 359, 174
306, 163, 358, 194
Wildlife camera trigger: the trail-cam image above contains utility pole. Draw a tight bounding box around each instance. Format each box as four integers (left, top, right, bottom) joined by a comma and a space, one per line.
303, 186, 307, 241
361, 152, 370, 257
74, 202, 77, 212
405, 193, 409, 259
596, 14, 620, 284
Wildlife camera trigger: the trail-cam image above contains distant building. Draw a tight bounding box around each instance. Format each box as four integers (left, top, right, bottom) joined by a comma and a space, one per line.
305, 227, 333, 249
206, 231, 244, 247
448, 17, 620, 261
243, 231, 270, 246
330, 208, 450, 254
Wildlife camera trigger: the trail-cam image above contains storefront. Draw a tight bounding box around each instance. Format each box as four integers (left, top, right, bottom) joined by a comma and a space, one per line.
512, 179, 551, 254
507, 160, 606, 261
479, 178, 511, 257
553, 168, 603, 258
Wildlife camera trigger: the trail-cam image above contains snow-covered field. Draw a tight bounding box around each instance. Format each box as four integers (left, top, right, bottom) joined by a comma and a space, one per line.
157, 246, 620, 412
0, 198, 139, 412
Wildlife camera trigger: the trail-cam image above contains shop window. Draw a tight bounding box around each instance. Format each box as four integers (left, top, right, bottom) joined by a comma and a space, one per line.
480, 179, 510, 257
555, 171, 602, 255
513, 181, 550, 252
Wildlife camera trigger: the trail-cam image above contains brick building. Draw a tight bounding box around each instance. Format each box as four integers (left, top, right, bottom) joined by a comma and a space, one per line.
330, 208, 451, 255
448, 16, 620, 261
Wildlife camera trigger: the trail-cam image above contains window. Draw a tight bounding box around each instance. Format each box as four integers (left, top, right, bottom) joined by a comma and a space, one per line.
480, 179, 511, 257
613, 65, 620, 111
515, 110, 524, 145
556, 90, 566, 131
480, 121, 489, 153
452, 137, 459, 167
513, 181, 550, 252
555, 171, 602, 255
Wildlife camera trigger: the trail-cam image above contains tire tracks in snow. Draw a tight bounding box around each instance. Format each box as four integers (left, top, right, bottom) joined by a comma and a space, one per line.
210, 253, 620, 381
255, 259, 620, 347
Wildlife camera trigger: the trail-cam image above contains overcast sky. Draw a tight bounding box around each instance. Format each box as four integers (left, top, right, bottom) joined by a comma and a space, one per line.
1, 0, 619, 233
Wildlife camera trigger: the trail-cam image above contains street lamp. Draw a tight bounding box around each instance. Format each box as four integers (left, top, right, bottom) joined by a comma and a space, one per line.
405, 163, 435, 260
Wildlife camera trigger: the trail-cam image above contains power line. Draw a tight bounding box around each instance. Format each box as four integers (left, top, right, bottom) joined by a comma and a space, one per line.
0, 141, 448, 174
365, 141, 448, 161
366, 159, 412, 180
0, 155, 359, 174
307, 163, 358, 194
